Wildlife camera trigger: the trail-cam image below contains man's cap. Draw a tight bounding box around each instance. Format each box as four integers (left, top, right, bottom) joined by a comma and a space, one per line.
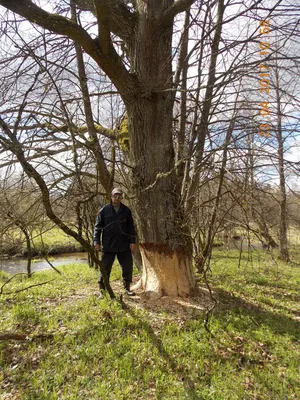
111, 187, 123, 196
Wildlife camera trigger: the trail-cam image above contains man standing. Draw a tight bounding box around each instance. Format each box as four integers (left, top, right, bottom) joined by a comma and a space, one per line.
94, 188, 136, 296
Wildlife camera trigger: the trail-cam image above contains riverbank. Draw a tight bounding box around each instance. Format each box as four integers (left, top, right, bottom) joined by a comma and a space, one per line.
0, 252, 88, 275
0, 228, 84, 259
1, 249, 300, 399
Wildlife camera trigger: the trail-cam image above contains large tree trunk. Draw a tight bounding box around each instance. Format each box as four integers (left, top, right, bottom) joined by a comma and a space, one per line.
128, 98, 195, 297
275, 68, 289, 262
125, 1, 196, 297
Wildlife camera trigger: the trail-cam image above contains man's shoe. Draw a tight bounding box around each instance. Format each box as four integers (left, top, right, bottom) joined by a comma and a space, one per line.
125, 288, 135, 296
123, 280, 135, 296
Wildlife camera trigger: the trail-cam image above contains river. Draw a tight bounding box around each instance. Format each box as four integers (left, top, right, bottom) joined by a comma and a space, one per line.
0, 240, 264, 276
0, 252, 89, 275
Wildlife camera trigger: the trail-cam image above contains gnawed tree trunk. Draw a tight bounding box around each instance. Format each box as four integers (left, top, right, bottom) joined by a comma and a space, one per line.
140, 244, 195, 298
128, 91, 195, 297
125, 2, 196, 297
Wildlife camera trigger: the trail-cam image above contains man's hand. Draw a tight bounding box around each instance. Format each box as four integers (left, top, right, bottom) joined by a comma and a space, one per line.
130, 243, 136, 252
94, 243, 101, 251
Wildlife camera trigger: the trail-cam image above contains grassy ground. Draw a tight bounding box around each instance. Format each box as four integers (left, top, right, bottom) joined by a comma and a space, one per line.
29, 228, 83, 255
0, 249, 299, 400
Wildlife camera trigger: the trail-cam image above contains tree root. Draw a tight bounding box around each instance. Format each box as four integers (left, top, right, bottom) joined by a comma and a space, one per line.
131, 278, 142, 291
1, 276, 56, 295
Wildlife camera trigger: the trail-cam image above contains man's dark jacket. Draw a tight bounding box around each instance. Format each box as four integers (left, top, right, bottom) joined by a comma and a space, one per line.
93, 203, 136, 253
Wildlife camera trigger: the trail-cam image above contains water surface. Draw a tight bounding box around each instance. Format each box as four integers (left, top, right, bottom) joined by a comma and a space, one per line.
0, 252, 88, 275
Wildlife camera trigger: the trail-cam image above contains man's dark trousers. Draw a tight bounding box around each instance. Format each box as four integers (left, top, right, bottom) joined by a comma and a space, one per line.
98, 250, 133, 288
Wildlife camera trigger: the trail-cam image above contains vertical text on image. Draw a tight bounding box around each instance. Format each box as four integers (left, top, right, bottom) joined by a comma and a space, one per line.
259, 19, 271, 138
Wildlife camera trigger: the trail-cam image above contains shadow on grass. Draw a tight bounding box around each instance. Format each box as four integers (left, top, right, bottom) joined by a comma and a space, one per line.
268, 290, 300, 303
211, 251, 263, 262
211, 252, 243, 261
214, 288, 300, 340
244, 277, 300, 293
122, 302, 206, 400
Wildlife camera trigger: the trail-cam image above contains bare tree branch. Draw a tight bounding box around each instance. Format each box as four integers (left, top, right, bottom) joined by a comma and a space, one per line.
1, 279, 56, 295
0, 0, 137, 97
5, 123, 117, 140
72, 0, 136, 42
0, 116, 116, 298
162, 0, 195, 26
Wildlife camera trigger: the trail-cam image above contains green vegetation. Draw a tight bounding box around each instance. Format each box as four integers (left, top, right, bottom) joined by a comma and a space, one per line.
1, 249, 299, 399
116, 116, 130, 151
1, 226, 84, 258
30, 228, 83, 255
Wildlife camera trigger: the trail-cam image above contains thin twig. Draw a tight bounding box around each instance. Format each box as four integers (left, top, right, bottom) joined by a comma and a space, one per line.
0, 272, 30, 294
1, 278, 56, 295
202, 259, 218, 335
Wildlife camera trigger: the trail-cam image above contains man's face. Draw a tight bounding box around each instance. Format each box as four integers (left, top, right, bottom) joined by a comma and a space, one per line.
111, 193, 122, 206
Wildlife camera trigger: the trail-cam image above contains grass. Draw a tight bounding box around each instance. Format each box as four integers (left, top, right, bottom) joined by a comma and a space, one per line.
1, 227, 83, 257
30, 228, 83, 255
0, 249, 300, 400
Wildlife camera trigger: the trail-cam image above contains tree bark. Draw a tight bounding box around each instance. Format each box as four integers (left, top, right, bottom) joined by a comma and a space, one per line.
275, 67, 289, 262
7, 212, 32, 277
22, 227, 32, 277
176, 10, 190, 186
127, 96, 195, 296
124, 2, 195, 296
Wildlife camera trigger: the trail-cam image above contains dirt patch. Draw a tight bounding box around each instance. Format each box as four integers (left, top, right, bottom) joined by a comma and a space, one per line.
110, 279, 215, 324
